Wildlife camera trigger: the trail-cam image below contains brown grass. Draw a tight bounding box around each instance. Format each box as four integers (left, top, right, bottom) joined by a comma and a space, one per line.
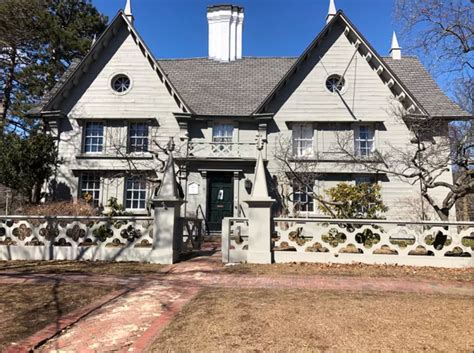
150, 288, 474, 352
0, 260, 165, 276
224, 262, 474, 282
0, 283, 119, 351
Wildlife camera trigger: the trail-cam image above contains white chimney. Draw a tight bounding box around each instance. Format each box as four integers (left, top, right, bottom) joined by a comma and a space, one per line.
207, 5, 244, 62
390, 31, 402, 60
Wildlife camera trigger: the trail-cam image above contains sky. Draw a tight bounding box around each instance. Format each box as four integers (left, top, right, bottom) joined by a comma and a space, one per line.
92, 0, 399, 60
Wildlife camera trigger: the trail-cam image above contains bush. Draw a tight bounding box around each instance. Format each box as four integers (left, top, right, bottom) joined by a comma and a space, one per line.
19, 200, 99, 216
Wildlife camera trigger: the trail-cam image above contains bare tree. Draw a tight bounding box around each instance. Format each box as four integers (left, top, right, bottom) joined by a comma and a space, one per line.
395, 0, 473, 112
335, 117, 473, 221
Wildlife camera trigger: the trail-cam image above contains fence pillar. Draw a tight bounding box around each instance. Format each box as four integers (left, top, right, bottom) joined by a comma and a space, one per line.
244, 148, 274, 264
150, 147, 184, 264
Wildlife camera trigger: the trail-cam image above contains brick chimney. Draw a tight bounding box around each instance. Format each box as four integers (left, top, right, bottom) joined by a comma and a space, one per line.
207, 5, 244, 62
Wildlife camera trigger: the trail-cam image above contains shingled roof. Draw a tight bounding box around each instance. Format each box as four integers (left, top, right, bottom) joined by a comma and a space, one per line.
383, 56, 471, 119
156, 57, 296, 116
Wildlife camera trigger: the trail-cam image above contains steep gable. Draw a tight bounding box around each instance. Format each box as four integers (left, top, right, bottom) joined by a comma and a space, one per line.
31, 11, 190, 117
257, 12, 426, 118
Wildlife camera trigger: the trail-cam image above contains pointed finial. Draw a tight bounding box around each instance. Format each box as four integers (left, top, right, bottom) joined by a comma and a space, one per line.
156, 152, 180, 201
91, 34, 97, 48
124, 0, 134, 23
326, 0, 337, 24
390, 31, 402, 60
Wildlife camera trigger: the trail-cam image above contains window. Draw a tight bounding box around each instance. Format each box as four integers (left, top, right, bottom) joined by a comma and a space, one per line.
111, 74, 131, 93
292, 124, 314, 157
129, 122, 149, 152
212, 124, 234, 154
212, 124, 233, 143
125, 177, 147, 210
355, 125, 375, 157
355, 175, 377, 214
325, 74, 345, 93
84, 122, 104, 153
80, 173, 101, 207
292, 182, 314, 213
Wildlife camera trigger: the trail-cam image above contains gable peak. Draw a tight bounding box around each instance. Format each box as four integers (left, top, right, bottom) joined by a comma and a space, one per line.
326, 0, 337, 24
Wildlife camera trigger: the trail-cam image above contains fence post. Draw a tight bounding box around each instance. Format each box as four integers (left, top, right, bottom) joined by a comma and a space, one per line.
244, 149, 274, 264
150, 150, 184, 264
222, 218, 230, 263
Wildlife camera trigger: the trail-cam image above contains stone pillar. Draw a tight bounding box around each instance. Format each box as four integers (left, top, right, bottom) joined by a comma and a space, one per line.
244, 147, 274, 264
150, 148, 184, 264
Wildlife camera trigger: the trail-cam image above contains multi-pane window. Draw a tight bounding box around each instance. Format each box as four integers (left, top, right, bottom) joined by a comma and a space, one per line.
80, 173, 101, 207
355, 125, 375, 157
129, 122, 149, 152
355, 175, 377, 214
292, 124, 314, 157
125, 177, 147, 210
293, 182, 314, 213
84, 122, 104, 153
212, 124, 233, 143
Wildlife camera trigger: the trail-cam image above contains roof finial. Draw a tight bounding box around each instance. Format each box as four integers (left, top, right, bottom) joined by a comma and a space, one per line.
124, 0, 134, 23
390, 31, 402, 60
326, 0, 337, 24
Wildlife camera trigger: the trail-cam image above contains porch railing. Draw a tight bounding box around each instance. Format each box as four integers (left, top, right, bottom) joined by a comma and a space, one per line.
188, 141, 259, 159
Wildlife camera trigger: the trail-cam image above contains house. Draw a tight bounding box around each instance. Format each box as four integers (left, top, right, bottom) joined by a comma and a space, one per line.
29, 0, 471, 232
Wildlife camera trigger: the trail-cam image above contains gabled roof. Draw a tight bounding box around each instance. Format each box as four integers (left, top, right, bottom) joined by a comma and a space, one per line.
254, 11, 428, 116
29, 10, 191, 116
157, 57, 296, 116
383, 57, 471, 119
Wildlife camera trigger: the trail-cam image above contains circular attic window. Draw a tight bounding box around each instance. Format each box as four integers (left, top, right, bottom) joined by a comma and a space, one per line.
325, 74, 345, 93
111, 74, 131, 93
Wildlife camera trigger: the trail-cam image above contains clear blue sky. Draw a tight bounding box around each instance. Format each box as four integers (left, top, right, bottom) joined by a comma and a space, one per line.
92, 0, 398, 59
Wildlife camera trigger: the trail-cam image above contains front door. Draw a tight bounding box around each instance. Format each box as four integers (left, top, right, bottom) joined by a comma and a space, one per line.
208, 173, 234, 232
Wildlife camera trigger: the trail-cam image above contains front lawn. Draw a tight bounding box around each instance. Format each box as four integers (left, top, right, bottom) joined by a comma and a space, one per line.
0, 283, 120, 351
224, 262, 474, 282
150, 288, 474, 352
0, 260, 165, 276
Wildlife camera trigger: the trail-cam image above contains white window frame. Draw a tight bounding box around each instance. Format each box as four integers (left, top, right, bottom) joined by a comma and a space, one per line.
292, 123, 314, 157
355, 174, 378, 214
292, 181, 315, 213
79, 172, 101, 207
212, 124, 234, 143
128, 122, 149, 153
125, 177, 147, 210
355, 124, 375, 157
83, 121, 104, 153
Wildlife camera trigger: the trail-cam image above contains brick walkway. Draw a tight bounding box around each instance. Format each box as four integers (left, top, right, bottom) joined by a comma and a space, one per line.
2, 252, 473, 352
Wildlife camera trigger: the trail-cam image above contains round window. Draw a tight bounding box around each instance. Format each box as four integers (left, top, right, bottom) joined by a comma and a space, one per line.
325, 74, 345, 93
111, 74, 131, 93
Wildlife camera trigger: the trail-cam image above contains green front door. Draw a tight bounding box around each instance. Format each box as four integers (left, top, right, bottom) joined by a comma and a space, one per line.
208, 173, 234, 232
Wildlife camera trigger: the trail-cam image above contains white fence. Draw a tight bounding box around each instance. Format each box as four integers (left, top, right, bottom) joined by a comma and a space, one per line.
222, 217, 474, 268
0, 214, 203, 263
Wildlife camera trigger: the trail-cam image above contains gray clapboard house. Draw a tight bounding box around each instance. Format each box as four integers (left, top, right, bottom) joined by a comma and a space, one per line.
29, 1, 470, 231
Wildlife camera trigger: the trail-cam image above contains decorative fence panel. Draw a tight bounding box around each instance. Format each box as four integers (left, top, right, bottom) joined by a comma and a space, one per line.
0, 215, 159, 262
222, 217, 249, 263
272, 218, 473, 268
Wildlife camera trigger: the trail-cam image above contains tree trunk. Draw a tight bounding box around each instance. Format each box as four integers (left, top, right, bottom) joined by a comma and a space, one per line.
1, 48, 17, 135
